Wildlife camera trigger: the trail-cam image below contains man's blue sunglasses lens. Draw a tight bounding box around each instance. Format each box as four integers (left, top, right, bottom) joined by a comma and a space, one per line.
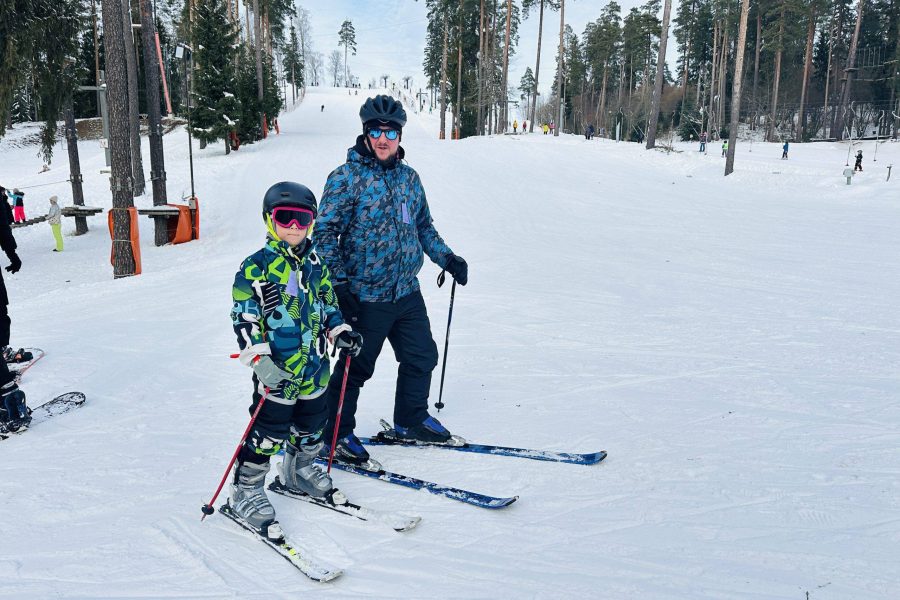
368, 128, 400, 140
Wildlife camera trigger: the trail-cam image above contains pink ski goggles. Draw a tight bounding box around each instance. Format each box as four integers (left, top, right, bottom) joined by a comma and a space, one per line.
271, 206, 314, 229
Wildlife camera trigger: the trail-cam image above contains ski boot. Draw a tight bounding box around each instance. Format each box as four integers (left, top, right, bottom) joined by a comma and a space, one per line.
322, 433, 381, 470
278, 437, 333, 498
228, 461, 283, 541
0, 381, 31, 433
2, 347, 31, 364
394, 415, 454, 444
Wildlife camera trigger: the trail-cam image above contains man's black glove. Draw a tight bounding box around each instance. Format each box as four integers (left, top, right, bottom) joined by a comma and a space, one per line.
334, 282, 361, 322
445, 254, 468, 286
334, 329, 364, 357
5, 252, 21, 274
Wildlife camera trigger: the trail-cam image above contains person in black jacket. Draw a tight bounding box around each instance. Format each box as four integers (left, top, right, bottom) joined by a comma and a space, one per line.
0, 185, 28, 432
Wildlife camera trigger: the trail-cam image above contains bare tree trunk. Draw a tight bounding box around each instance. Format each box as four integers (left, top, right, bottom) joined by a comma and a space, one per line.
717, 27, 727, 136
751, 11, 760, 127
500, 0, 512, 133
834, 0, 865, 140
476, 0, 485, 134
798, 6, 817, 142
440, 19, 449, 139
253, 0, 265, 137
101, 0, 137, 277
725, 0, 751, 176
530, 0, 545, 132
708, 21, 718, 136
646, 0, 672, 149
554, 0, 564, 136
123, 0, 145, 196
768, 6, 785, 143
64, 103, 88, 235
139, 0, 169, 247
455, 0, 463, 138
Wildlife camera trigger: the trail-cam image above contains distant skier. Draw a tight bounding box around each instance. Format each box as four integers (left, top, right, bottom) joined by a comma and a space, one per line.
542, 123, 549, 135
9, 188, 25, 223
586, 124, 595, 140
0, 185, 27, 434
522, 120, 527, 132
321, 104, 325, 112
513, 119, 518, 133
699, 131, 707, 152
721, 139, 729, 157
782, 141, 789, 159
315, 95, 468, 467
227, 181, 363, 539
854, 150, 863, 172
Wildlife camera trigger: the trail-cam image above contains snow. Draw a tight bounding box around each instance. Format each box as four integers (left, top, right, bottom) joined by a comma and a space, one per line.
1, 87, 899, 598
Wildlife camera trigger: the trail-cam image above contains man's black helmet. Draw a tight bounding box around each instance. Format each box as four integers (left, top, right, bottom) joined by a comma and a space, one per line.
360, 95, 407, 129
262, 181, 317, 220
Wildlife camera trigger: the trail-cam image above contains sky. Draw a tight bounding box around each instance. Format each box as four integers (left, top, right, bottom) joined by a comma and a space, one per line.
302, 0, 681, 99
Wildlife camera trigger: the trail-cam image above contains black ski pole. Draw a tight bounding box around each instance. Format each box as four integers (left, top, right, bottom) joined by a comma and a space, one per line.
434, 270, 457, 412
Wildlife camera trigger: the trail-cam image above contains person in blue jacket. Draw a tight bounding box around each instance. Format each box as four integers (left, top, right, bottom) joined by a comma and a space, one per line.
315, 95, 468, 467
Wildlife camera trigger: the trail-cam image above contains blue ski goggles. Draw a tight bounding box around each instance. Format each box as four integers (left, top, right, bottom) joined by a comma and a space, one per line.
367, 128, 400, 141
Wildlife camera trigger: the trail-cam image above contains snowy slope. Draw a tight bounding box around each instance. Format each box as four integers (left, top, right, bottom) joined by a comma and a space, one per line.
1, 87, 899, 599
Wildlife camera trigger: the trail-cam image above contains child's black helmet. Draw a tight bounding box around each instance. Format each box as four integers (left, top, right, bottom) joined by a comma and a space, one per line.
262, 181, 317, 220
360, 95, 407, 129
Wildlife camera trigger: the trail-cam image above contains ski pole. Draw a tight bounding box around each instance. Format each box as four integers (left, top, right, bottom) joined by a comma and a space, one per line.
201, 385, 271, 520
326, 354, 352, 473
434, 270, 457, 412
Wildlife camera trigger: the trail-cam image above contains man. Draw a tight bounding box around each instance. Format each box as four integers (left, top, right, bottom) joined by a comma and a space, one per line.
315, 95, 468, 467
0, 185, 28, 433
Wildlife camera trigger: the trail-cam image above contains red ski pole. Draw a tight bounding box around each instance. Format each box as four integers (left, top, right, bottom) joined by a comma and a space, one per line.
201, 385, 271, 520
326, 354, 352, 473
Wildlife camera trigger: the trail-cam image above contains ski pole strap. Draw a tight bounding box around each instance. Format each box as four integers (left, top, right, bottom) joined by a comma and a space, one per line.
437, 269, 447, 288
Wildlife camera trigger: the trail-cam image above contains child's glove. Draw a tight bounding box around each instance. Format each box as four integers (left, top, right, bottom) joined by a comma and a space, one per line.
252, 355, 292, 388
334, 330, 364, 357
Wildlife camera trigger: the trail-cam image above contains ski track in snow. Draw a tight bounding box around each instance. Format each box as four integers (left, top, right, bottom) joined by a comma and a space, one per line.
1, 86, 899, 598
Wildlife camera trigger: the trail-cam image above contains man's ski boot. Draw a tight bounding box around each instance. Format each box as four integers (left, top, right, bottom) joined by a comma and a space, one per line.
278, 438, 334, 498
322, 433, 381, 470
390, 415, 466, 446
0, 382, 31, 433
228, 461, 284, 542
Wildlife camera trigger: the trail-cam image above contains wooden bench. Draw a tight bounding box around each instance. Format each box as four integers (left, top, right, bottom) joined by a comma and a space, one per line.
62, 206, 105, 217
10, 215, 48, 229
138, 203, 198, 246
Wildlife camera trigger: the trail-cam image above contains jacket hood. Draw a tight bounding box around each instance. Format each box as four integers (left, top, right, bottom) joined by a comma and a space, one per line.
348, 134, 405, 170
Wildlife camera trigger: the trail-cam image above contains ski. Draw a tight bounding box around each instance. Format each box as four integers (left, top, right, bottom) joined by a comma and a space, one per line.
319, 459, 518, 509
218, 503, 342, 582
268, 477, 421, 532
359, 420, 607, 466
0, 391, 86, 440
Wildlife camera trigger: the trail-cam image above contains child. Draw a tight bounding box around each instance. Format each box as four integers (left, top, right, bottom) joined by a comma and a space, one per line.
721, 139, 729, 157
48, 196, 63, 252
854, 150, 863, 172
513, 119, 518, 133
782, 141, 789, 160
9, 189, 25, 223
229, 181, 363, 540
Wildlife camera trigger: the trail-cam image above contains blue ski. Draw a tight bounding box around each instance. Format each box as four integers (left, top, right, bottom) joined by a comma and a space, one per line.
318, 459, 518, 510
360, 422, 606, 466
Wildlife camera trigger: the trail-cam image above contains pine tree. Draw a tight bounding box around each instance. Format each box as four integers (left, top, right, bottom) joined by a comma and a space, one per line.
235, 48, 262, 143
190, 0, 241, 152
284, 23, 304, 91
519, 67, 537, 104
338, 19, 357, 86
